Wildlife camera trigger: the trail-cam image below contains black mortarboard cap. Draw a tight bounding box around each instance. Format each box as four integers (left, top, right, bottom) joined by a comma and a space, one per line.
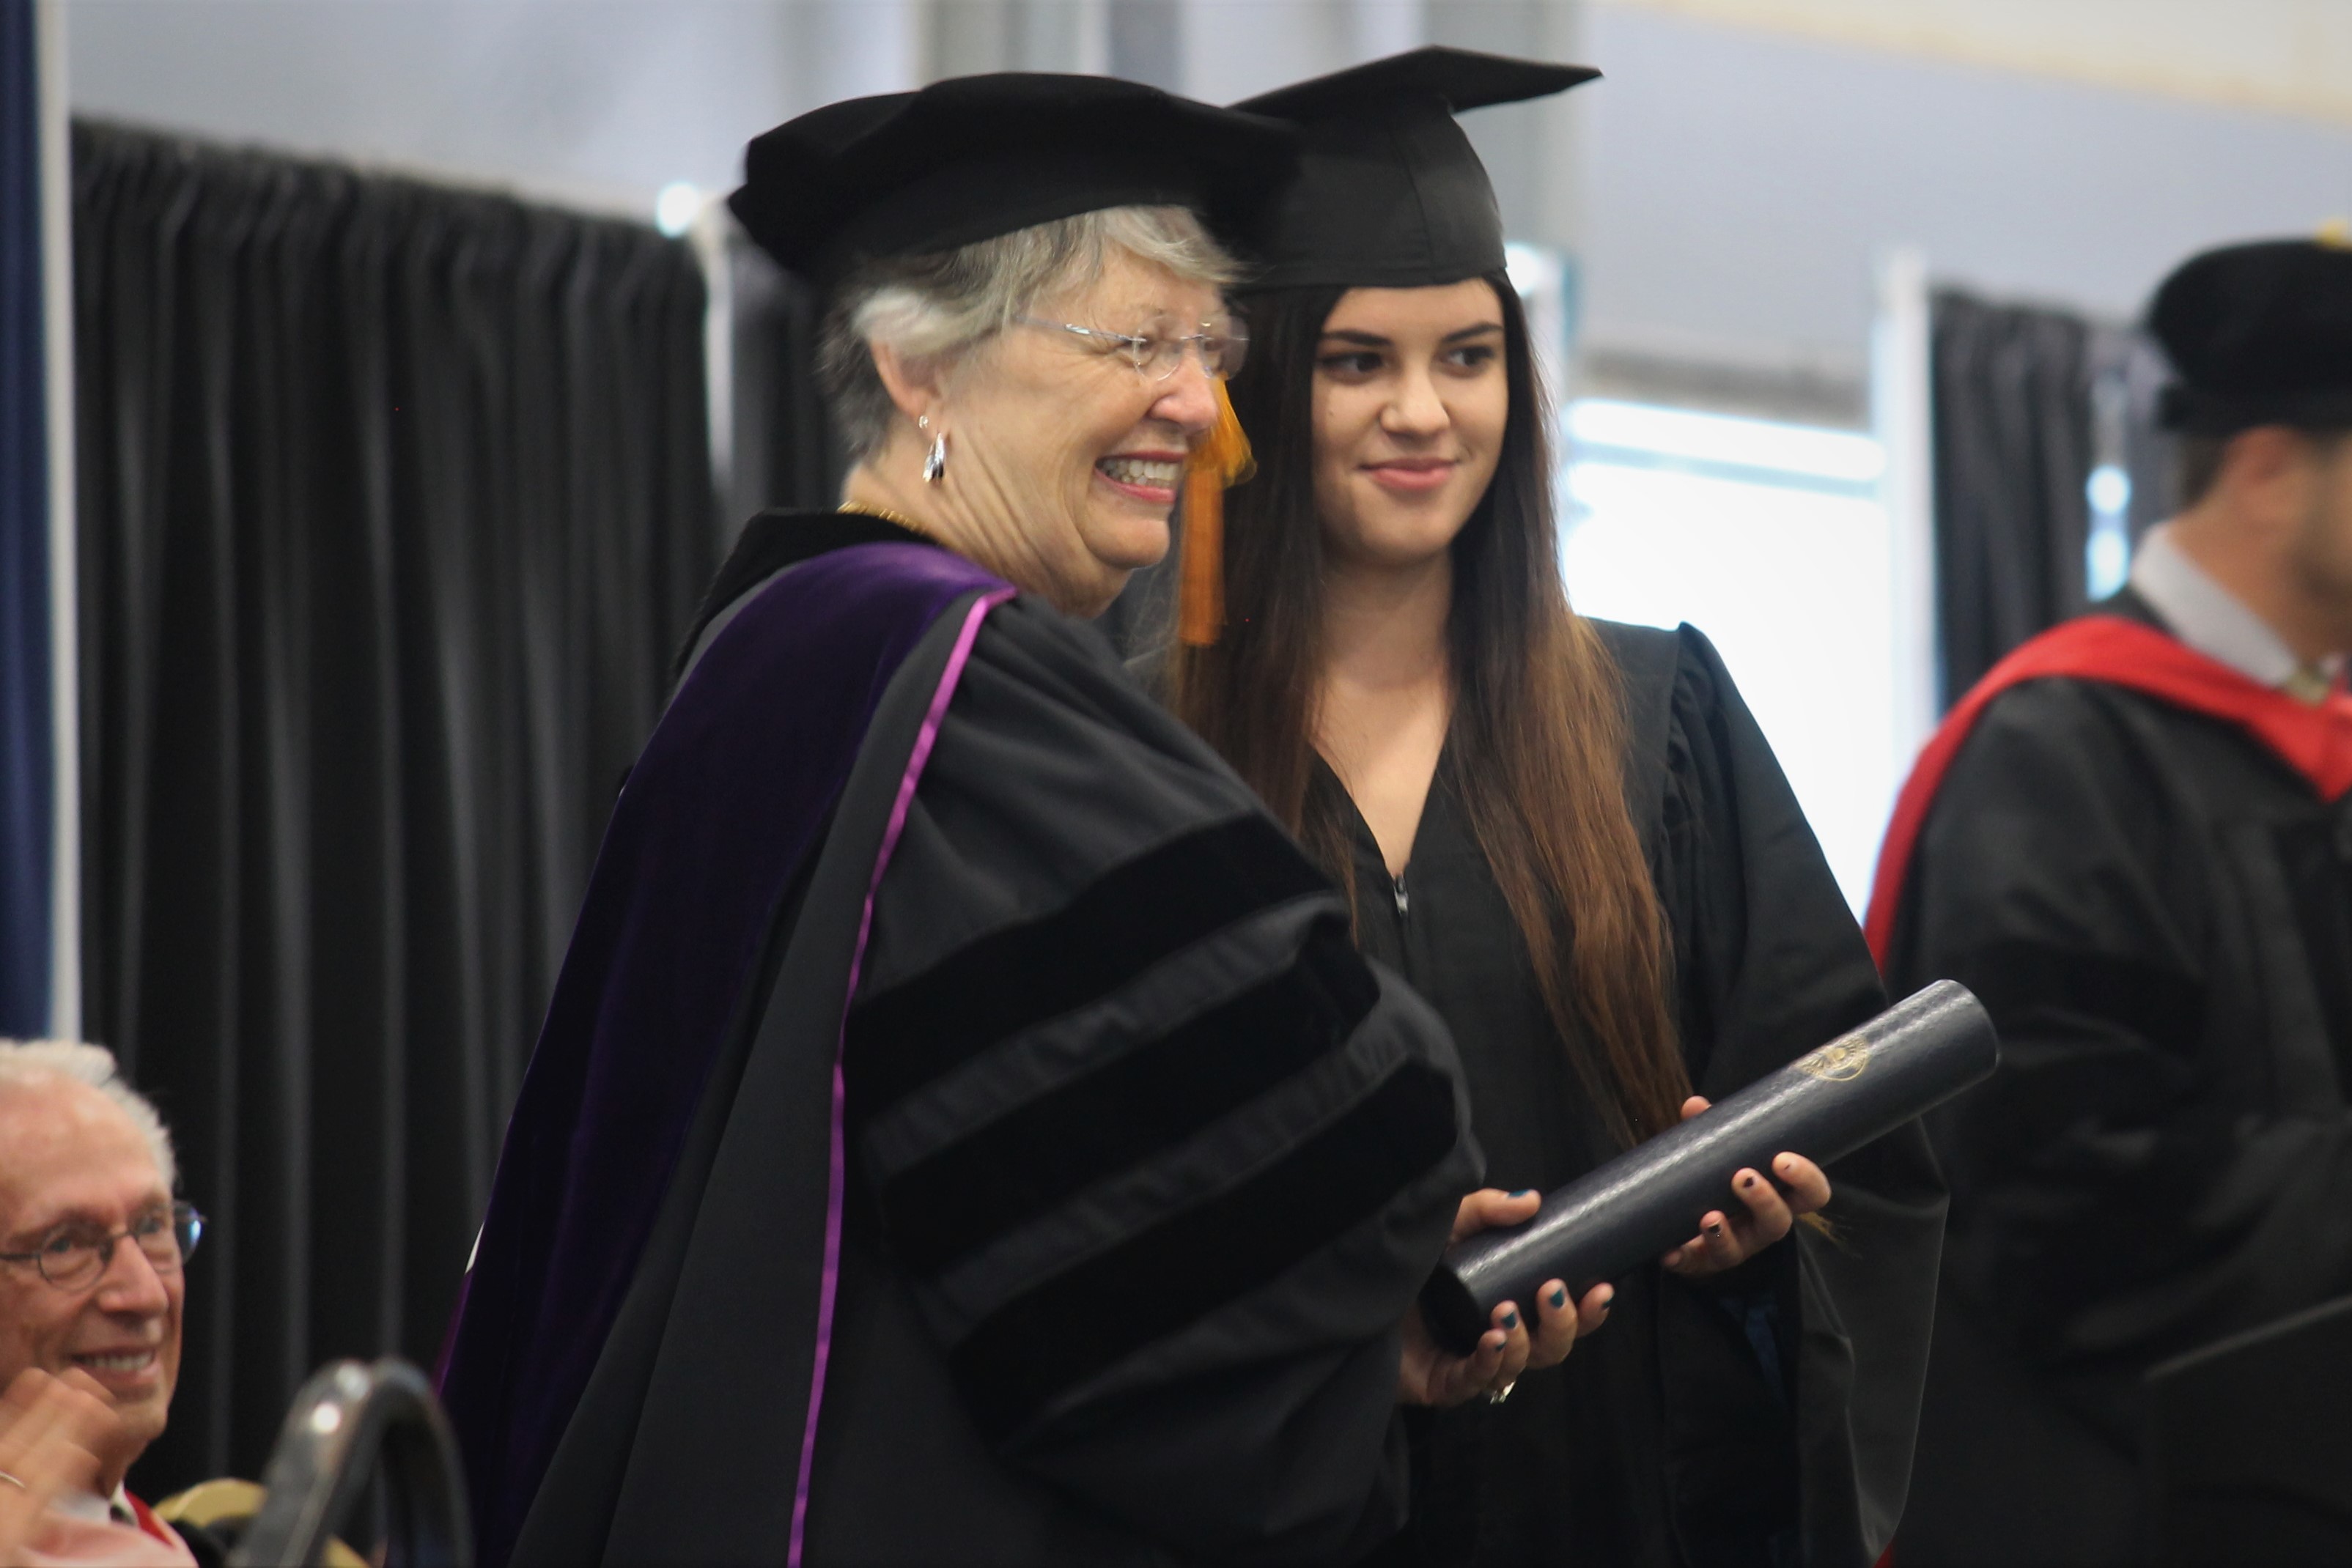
729, 73, 1297, 286
2149, 234, 2352, 433
1231, 46, 1598, 292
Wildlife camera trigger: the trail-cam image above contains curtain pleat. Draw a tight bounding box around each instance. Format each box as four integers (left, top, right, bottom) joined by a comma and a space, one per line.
723, 234, 844, 536
2099, 325, 2178, 546
1930, 289, 2094, 707
71, 120, 718, 1493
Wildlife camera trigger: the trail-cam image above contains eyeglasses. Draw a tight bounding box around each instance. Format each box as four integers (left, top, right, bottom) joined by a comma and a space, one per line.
1017, 315, 1249, 380
0, 1202, 205, 1293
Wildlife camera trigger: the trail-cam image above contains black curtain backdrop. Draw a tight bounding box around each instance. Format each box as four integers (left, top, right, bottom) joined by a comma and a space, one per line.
2098, 323, 2178, 547
71, 120, 719, 1493
723, 233, 842, 534
1930, 288, 2095, 707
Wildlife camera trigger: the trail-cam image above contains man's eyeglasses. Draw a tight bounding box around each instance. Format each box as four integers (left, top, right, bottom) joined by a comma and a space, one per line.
1017, 315, 1249, 381
0, 1202, 205, 1293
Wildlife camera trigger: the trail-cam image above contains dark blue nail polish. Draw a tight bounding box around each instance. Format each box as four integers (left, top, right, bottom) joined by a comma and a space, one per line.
1548, 1286, 1566, 1309
1500, 1308, 1519, 1330
1511, 1188, 1534, 1197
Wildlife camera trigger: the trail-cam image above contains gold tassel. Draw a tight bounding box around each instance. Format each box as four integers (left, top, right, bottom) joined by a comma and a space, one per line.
1177, 379, 1255, 646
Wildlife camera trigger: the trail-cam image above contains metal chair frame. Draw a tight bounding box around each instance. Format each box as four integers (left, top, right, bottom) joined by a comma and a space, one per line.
229, 1358, 472, 1568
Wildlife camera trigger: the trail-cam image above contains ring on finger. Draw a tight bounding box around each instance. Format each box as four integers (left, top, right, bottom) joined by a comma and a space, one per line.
0, 1469, 26, 1490
1486, 1380, 1516, 1406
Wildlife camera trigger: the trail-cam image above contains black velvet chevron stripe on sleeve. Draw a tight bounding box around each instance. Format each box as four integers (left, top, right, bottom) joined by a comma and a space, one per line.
946, 1059, 1461, 1440
844, 813, 1330, 1120
875, 917, 1378, 1274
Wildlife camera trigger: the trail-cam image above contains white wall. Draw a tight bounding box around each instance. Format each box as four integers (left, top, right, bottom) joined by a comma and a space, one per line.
1575, 2, 2352, 380
61, 0, 915, 214
61, 1, 2352, 384
1602, 0, 2352, 126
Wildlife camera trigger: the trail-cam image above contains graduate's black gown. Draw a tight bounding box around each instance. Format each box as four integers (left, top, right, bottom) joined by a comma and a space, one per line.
1341, 623, 1944, 1568
1888, 588, 2352, 1568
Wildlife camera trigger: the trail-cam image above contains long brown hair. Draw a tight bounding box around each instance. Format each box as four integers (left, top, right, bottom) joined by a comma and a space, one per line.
1169, 275, 1689, 1145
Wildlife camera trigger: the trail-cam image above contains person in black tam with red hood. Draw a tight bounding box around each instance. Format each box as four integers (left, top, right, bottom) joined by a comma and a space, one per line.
434, 71, 1570, 1568
1154, 45, 1945, 1568
1879, 235, 2352, 1567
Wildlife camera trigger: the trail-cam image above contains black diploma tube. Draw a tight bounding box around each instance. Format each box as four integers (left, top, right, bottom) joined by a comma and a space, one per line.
1421, 980, 1999, 1354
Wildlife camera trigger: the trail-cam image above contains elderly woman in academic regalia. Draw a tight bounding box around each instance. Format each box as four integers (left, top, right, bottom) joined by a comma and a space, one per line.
435, 75, 1599, 1568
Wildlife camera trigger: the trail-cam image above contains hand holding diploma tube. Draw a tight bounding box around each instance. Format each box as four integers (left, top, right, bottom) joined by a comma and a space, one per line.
1420, 981, 2000, 1355
1398, 1190, 1616, 1406
1659, 1096, 1834, 1277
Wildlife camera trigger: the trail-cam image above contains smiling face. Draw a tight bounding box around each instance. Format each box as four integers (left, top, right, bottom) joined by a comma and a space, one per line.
1310, 279, 1510, 572
0, 1077, 182, 1473
936, 246, 1228, 616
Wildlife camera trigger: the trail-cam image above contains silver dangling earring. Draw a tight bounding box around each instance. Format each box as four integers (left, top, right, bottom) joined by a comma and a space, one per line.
919, 415, 948, 484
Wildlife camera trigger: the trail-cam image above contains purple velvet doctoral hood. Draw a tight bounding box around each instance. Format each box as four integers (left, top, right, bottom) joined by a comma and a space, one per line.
435, 541, 1011, 1564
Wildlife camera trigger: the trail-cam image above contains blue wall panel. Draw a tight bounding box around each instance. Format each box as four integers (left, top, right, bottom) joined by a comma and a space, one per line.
0, 0, 54, 1036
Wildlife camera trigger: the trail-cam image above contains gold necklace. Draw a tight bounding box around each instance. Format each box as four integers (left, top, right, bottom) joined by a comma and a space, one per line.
836, 500, 929, 536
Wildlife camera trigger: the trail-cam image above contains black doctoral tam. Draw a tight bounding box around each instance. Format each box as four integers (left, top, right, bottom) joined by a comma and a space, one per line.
2150, 234, 2352, 434
729, 73, 1297, 284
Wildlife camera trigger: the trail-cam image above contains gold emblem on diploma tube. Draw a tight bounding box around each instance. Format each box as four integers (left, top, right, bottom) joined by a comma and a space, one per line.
1796, 1035, 1872, 1082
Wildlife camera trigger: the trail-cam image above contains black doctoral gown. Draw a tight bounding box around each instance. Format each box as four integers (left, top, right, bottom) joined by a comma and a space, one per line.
479, 513, 1484, 1566
1887, 588, 2352, 1568
1339, 623, 1944, 1568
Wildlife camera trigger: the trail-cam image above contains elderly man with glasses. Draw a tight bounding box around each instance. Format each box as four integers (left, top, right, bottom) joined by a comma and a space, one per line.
0, 1039, 204, 1564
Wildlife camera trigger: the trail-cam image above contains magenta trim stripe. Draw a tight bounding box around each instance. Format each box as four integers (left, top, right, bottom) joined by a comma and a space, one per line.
788, 586, 1014, 1567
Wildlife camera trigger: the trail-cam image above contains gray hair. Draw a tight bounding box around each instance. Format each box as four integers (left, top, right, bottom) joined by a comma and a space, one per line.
0, 1040, 178, 1194
819, 204, 1240, 465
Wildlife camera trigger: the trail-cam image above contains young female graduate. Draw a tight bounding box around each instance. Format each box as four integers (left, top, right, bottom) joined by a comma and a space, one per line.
1160, 49, 1947, 1568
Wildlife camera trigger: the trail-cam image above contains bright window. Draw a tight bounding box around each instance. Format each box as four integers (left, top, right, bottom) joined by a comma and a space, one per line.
1559, 399, 1895, 914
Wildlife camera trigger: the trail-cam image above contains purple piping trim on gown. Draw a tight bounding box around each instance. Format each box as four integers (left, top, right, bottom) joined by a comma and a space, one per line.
789, 585, 1016, 1568
435, 542, 1009, 1565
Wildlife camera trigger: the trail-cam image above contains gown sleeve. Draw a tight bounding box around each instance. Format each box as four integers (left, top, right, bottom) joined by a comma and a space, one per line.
1890, 678, 2352, 1414
1653, 624, 1946, 1568
844, 598, 1483, 1561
